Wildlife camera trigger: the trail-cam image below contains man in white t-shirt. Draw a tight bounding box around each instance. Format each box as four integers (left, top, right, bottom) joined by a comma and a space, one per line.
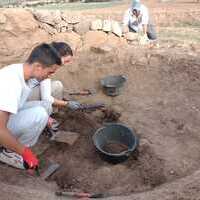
0, 43, 81, 170
123, 0, 157, 41
27, 42, 74, 108
27, 42, 76, 133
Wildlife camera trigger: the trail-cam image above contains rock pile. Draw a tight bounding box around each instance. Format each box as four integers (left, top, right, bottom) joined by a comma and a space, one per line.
0, 0, 70, 8
32, 10, 141, 43
32, 10, 80, 34
32, 10, 124, 37
90, 19, 122, 37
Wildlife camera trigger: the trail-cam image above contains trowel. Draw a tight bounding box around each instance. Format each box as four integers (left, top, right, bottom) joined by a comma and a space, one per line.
41, 162, 61, 180
55, 191, 108, 198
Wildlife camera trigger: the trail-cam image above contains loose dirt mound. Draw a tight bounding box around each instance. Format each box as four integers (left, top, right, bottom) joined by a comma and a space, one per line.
42, 111, 166, 196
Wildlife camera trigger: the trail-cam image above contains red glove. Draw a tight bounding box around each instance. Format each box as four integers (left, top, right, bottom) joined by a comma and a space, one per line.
22, 147, 39, 169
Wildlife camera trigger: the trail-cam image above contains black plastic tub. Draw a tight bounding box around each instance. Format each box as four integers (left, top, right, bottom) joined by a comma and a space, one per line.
93, 123, 138, 164
100, 75, 127, 96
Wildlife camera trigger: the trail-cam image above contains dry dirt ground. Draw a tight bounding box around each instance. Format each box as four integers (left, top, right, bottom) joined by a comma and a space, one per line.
0, 1, 200, 200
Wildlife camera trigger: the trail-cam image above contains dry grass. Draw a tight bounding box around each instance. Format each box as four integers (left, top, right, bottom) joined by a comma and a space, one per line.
159, 27, 200, 43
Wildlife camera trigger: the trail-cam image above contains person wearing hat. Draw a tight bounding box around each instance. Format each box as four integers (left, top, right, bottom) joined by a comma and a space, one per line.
123, 0, 157, 43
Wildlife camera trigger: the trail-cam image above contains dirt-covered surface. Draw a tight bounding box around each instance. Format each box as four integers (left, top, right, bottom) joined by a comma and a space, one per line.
41, 111, 165, 196
1, 46, 200, 200
0, 0, 200, 200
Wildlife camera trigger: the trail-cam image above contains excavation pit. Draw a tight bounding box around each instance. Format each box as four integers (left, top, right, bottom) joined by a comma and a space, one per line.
0, 48, 200, 199
43, 111, 166, 195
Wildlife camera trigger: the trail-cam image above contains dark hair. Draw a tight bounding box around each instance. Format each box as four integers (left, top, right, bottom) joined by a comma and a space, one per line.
26, 43, 62, 67
51, 42, 73, 57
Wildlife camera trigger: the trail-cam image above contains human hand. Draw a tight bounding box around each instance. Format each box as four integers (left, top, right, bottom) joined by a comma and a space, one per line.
22, 147, 39, 169
67, 101, 81, 111
47, 117, 60, 132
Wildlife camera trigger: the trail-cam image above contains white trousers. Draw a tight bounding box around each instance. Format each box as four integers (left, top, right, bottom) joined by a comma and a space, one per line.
7, 101, 52, 147
6, 80, 63, 147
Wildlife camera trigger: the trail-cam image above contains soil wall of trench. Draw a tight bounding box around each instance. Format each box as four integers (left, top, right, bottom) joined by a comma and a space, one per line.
1, 48, 200, 200
1, 8, 200, 200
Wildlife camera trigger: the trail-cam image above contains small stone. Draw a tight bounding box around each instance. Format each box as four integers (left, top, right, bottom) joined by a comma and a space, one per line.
38, 22, 57, 35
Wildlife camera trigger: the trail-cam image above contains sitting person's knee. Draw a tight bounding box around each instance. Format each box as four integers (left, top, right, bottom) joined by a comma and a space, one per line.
39, 100, 53, 115
34, 106, 49, 124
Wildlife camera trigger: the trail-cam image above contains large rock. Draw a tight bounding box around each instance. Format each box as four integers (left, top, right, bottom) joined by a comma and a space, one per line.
90, 43, 114, 54
83, 31, 107, 49
90, 19, 103, 30
0, 9, 50, 67
62, 13, 80, 24
33, 10, 63, 25
54, 20, 68, 33
124, 32, 138, 41
51, 10, 62, 24
0, 13, 7, 24
52, 32, 82, 51
39, 22, 57, 35
111, 20, 122, 37
106, 33, 127, 47
73, 19, 91, 35
0, 9, 38, 34
102, 19, 112, 32
32, 10, 55, 26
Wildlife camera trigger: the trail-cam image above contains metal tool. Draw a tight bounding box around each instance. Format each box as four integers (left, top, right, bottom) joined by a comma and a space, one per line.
78, 103, 105, 112
68, 89, 96, 96
41, 162, 60, 180
55, 191, 105, 198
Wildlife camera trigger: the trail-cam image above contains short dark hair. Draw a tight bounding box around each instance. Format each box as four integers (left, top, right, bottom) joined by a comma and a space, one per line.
51, 42, 73, 57
26, 43, 62, 67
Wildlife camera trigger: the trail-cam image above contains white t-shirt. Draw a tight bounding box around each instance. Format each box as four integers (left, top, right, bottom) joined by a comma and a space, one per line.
123, 5, 149, 32
0, 64, 31, 114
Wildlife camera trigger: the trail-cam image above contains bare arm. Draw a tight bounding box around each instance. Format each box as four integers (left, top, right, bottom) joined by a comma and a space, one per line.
53, 98, 68, 107
0, 111, 24, 155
